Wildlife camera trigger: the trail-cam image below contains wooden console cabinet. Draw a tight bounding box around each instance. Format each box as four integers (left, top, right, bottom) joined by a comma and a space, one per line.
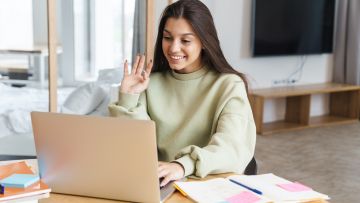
249, 83, 360, 135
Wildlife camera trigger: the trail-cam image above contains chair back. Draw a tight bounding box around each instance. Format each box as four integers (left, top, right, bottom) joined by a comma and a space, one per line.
244, 157, 257, 175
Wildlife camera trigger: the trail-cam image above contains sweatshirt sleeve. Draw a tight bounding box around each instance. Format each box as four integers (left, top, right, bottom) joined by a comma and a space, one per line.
108, 91, 150, 120
175, 83, 256, 178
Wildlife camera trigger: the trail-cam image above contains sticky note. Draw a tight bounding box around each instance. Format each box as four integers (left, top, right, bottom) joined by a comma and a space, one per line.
277, 182, 312, 192
0, 174, 39, 188
225, 191, 261, 203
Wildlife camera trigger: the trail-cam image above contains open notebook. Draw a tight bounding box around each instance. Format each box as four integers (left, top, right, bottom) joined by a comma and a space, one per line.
174, 173, 330, 203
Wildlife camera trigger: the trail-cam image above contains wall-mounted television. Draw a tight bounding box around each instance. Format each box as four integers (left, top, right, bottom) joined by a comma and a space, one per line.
251, 0, 336, 57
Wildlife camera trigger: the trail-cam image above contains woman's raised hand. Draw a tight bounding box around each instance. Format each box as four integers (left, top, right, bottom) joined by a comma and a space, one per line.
120, 54, 153, 94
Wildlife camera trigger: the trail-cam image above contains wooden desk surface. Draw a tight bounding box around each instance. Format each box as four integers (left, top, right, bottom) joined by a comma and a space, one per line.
38, 194, 328, 203
38, 174, 328, 203
38, 174, 230, 203
0, 160, 328, 203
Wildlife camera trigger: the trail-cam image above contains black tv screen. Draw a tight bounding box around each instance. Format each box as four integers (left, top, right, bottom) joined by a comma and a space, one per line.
252, 0, 335, 57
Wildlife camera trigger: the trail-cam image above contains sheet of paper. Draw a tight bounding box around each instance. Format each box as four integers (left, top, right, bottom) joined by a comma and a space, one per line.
174, 178, 270, 203
229, 173, 329, 202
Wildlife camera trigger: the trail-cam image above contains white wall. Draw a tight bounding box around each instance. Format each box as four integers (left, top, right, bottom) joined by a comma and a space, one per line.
155, 0, 334, 122
209, 0, 334, 87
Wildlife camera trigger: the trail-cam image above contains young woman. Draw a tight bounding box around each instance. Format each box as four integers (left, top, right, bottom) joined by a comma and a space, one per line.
109, 0, 256, 187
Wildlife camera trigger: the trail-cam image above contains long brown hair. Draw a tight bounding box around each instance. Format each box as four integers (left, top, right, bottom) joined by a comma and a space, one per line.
153, 0, 248, 91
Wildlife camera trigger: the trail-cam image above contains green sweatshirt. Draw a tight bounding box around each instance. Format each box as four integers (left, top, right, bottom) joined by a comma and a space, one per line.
108, 66, 256, 178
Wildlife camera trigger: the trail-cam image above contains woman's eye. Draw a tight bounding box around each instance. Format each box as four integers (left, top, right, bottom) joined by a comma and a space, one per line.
163, 36, 172, 40
182, 40, 190, 44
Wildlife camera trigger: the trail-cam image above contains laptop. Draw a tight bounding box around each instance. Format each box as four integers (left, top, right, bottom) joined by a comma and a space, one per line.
31, 112, 176, 203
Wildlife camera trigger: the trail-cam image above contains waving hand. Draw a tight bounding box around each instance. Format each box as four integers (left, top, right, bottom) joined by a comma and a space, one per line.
120, 54, 153, 94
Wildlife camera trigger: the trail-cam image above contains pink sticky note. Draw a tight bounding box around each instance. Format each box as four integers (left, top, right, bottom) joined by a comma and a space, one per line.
277, 182, 312, 192
225, 191, 260, 203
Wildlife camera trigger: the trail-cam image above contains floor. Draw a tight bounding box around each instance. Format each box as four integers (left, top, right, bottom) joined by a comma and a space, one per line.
255, 122, 360, 203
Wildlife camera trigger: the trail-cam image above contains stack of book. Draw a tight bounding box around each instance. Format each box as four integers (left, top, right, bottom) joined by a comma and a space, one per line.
0, 161, 51, 201
174, 173, 330, 203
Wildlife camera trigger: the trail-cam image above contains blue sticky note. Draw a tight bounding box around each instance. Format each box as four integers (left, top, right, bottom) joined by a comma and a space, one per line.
0, 174, 39, 188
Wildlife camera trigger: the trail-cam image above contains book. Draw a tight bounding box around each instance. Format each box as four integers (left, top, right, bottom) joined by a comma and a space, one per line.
0, 161, 51, 201
174, 173, 330, 203
0, 174, 40, 188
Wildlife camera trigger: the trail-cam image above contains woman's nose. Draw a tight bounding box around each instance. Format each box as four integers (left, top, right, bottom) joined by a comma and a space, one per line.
169, 41, 181, 52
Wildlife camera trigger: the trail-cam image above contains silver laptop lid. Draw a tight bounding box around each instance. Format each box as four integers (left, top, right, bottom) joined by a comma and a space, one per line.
31, 112, 160, 203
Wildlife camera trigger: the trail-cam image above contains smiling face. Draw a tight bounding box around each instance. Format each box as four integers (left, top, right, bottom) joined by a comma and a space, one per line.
162, 17, 203, 74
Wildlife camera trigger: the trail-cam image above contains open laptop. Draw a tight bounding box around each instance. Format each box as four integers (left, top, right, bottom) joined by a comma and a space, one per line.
31, 112, 176, 203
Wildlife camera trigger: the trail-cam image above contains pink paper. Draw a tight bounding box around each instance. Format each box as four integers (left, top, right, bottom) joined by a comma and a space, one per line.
225, 191, 260, 203
277, 182, 312, 192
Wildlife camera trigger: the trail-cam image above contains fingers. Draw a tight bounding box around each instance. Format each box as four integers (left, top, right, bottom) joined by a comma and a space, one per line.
123, 60, 129, 76
145, 59, 153, 74
158, 167, 172, 187
142, 59, 153, 80
135, 54, 146, 75
131, 55, 140, 74
158, 166, 168, 179
158, 163, 170, 187
158, 162, 184, 187
160, 175, 172, 187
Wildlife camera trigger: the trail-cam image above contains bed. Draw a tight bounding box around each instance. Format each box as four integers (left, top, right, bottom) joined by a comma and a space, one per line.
0, 83, 74, 155
0, 68, 122, 156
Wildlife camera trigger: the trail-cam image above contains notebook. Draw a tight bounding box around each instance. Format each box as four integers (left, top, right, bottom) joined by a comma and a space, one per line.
0, 174, 40, 188
31, 111, 176, 203
174, 173, 330, 203
0, 161, 51, 201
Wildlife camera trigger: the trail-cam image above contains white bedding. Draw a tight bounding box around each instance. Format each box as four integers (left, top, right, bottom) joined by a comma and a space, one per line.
0, 68, 122, 156
0, 83, 75, 155
0, 83, 74, 137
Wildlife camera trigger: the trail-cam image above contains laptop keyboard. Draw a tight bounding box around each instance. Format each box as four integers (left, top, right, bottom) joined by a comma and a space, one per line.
159, 178, 187, 201
160, 182, 176, 201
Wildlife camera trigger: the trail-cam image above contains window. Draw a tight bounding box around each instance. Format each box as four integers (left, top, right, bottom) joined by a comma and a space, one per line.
0, 0, 33, 49
73, 0, 136, 81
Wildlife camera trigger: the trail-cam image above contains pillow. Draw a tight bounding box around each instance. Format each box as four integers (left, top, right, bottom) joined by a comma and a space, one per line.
89, 95, 110, 116
61, 82, 107, 115
88, 83, 120, 116
0, 114, 13, 138
5, 109, 32, 134
97, 68, 123, 84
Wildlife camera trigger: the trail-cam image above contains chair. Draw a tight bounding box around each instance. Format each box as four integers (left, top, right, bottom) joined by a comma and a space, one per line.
244, 157, 257, 175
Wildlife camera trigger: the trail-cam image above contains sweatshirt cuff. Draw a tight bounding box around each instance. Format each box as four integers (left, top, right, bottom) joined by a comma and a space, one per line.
175, 155, 195, 177
117, 92, 140, 109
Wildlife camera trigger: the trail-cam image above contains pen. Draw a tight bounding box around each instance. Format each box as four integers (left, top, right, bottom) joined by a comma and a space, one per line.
229, 179, 263, 195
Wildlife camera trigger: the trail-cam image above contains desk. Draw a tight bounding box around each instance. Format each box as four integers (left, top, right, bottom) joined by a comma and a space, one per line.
37, 194, 329, 203
38, 180, 328, 203
0, 160, 328, 203
0, 46, 62, 87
